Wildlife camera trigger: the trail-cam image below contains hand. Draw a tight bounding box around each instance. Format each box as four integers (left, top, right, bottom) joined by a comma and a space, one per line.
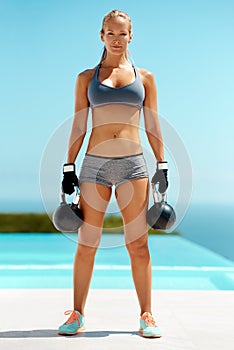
151, 161, 168, 193
62, 163, 79, 195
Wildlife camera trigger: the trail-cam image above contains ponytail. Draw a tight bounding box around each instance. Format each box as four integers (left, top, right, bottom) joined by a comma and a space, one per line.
99, 46, 107, 65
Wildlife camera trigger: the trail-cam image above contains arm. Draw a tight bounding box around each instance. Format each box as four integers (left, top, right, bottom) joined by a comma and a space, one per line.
66, 71, 90, 163
142, 70, 164, 162
142, 70, 168, 192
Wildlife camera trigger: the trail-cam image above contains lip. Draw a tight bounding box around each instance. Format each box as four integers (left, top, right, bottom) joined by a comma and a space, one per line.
112, 45, 122, 48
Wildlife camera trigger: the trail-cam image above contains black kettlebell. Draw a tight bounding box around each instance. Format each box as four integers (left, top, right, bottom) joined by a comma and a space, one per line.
147, 183, 176, 230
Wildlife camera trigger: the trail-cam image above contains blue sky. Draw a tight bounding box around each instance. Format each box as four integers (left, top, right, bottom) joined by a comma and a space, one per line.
0, 0, 234, 212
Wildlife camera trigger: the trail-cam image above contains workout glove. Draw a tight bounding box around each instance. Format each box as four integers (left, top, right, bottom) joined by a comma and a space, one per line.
151, 161, 168, 193
62, 163, 79, 195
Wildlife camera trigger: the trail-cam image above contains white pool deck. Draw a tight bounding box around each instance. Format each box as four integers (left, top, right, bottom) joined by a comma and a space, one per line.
0, 289, 233, 350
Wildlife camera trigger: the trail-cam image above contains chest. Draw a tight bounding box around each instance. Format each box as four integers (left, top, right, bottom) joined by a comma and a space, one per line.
87, 65, 145, 109
98, 67, 136, 88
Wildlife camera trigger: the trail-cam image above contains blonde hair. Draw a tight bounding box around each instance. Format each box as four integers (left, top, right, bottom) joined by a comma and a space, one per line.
99, 9, 134, 65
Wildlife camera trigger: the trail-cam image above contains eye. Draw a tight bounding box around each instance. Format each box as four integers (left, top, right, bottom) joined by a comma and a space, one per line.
121, 33, 127, 36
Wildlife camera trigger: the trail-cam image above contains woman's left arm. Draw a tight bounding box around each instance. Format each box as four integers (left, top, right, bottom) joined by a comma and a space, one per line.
142, 70, 165, 162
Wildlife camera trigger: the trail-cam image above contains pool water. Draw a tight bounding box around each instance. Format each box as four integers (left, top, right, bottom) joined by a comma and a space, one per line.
0, 233, 233, 290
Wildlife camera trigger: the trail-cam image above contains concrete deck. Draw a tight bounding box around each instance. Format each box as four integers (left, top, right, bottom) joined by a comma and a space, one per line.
0, 289, 233, 350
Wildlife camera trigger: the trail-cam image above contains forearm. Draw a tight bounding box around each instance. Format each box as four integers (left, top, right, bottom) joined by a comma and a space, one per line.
146, 131, 164, 162
143, 105, 165, 162
67, 133, 86, 163
66, 108, 88, 163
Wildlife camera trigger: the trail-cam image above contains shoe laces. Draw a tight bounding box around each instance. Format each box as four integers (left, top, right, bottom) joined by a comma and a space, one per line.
141, 312, 157, 327
63, 310, 79, 325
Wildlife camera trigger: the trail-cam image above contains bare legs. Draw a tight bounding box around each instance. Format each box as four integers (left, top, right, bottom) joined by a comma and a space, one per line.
73, 178, 151, 317
73, 244, 98, 315
115, 178, 152, 316
73, 182, 112, 315
126, 233, 152, 316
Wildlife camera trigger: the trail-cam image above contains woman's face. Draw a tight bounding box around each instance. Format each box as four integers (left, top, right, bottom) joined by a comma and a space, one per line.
100, 17, 132, 56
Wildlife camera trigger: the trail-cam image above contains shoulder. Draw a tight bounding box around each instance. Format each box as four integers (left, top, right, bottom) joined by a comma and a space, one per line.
78, 67, 97, 79
75, 66, 98, 89
137, 67, 157, 89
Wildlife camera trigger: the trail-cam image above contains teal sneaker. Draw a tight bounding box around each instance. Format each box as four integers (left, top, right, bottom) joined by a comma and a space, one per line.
58, 310, 85, 335
139, 312, 161, 338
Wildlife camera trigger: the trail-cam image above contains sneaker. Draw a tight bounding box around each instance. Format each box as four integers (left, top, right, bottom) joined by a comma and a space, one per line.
139, 312, 161, 338
58, 310, 85, 335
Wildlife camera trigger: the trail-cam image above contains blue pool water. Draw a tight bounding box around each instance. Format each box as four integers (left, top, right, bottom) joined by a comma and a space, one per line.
0, 233, 234, 290
178, 203, 234, 262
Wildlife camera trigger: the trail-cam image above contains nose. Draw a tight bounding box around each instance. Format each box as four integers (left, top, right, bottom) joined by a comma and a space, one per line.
112, 38, 120, 44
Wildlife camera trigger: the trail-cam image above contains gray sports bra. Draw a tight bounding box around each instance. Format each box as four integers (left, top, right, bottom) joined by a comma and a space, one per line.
88, 63, 145, 110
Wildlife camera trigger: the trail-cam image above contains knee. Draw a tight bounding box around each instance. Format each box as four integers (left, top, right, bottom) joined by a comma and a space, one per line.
78, 222, 102, 248
126, 234, 150, 260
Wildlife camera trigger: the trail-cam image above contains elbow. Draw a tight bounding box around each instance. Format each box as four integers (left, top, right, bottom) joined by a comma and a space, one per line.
145, 124, 160, 138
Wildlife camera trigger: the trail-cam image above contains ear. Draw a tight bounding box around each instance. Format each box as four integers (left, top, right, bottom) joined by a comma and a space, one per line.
100, 31, 104, 42
128, 34, 132, 43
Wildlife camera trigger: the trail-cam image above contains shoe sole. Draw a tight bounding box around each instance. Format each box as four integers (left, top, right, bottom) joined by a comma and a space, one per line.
58, 326, 85, 336
139, 328, 162, 338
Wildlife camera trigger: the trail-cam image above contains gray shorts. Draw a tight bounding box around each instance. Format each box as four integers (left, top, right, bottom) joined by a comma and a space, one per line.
78, 152, 149, 188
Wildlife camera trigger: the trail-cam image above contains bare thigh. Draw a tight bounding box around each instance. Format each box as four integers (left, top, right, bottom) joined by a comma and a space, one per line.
115, 178, 149, 244
78, 182, 112, 247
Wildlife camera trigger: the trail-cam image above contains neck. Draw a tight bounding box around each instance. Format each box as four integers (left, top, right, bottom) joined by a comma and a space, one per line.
101, 53, 131, 68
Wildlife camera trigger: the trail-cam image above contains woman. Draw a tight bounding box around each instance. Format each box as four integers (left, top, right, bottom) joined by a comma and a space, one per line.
58, 9, 168, 338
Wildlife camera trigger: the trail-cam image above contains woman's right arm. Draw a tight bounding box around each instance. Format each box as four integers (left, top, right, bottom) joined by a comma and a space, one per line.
66, 71, 90, 163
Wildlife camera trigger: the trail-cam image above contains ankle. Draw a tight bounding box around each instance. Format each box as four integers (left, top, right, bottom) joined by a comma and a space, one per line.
74, 308, 85, 317
141, 310, 152, 317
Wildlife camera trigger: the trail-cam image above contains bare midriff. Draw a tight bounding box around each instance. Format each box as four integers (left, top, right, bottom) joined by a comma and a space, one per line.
86, 104, 143, 157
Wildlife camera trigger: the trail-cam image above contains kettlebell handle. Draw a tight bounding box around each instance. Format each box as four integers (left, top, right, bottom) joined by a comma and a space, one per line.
151, 183, 166, 203
60, 185, 80, 205
73, 185, 80, 205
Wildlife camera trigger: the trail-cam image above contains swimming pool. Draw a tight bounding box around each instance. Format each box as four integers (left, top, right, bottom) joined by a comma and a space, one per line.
0, 233, 233, 290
